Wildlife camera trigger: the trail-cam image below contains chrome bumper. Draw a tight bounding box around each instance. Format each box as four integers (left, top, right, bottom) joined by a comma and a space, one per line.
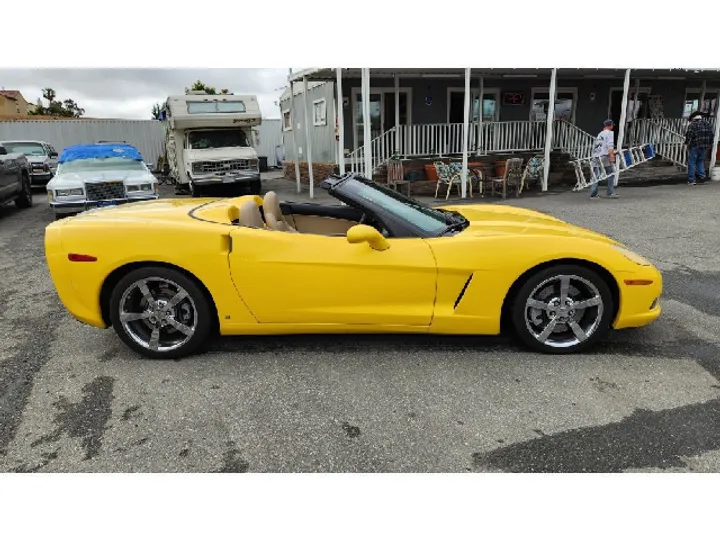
50, 194, 159, 214
189, 171, 261, 185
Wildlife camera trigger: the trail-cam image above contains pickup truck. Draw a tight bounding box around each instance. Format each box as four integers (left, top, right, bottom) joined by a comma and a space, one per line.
0, 144, 34, 210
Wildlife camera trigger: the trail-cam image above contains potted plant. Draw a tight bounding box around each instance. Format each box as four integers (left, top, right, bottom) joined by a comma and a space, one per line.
494, 157, 508, 177
424, 155, 442, 181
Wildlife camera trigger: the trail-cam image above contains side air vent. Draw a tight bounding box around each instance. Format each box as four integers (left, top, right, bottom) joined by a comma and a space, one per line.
454, 273, 474, 309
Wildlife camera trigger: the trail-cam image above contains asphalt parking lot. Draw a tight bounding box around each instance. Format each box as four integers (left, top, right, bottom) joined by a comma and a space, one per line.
1, 175, 719, 473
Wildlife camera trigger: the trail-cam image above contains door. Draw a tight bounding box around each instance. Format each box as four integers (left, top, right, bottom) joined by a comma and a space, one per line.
227, 228, 438, 326
353, 90, 411, 150
0, 150, 16, 200
356, 93, 382, 148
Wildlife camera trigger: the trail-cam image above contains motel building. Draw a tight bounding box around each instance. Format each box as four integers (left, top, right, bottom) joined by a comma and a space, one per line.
279, 68, 720, 199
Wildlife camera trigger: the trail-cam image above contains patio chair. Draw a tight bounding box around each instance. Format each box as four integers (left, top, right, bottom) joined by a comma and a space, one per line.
485, 157, 525, 199
521, 155, 545, 193
434, 161, 462, 200
448, 162, 483, 197
387, 158, 411, 195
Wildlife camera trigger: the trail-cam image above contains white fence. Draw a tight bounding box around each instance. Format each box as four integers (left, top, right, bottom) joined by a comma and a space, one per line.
0, 119, 167, 165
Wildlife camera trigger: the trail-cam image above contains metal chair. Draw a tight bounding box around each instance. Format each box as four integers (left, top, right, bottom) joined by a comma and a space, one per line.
434, 161, 473, 200
521, 155, 545, 193
486, 157, 525, 199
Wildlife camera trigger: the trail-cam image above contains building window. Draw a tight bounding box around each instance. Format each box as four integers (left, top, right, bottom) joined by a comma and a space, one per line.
473, 96, 498, 122
282, 109, 292, 131
313, 99, 327, 126
530, 89, 576, 122
683, 92, 718, 118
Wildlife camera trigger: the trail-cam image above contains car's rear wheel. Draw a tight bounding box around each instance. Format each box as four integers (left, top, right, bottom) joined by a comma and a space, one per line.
109, 266, 213, 360
510, 264, 614, 354
15, 173, 33, 209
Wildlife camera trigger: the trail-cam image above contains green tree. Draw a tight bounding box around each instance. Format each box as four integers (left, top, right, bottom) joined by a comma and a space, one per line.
185, 80, 217, 95
28, 87, 84, 117
151, 103, 162, 120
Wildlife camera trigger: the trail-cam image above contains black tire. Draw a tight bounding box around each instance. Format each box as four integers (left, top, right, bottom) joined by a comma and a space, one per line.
14, 173, 33, 209
510, 264, 614, 354
108, 266, 214, 360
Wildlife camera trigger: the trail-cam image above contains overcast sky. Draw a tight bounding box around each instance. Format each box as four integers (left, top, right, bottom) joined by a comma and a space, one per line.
0, 68, 306, 120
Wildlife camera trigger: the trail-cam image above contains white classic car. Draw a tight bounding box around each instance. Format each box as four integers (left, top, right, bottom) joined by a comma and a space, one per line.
47, 143, 159, 219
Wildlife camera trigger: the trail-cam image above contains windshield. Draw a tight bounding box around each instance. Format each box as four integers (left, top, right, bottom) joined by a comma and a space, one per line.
187, 129, 249, 150
58, 157, 147, 174
340, 177, 450, 236
2, 142, 46, 156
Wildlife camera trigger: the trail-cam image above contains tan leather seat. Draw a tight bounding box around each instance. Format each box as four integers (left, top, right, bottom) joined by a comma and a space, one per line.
237, 201, 265, 229
263, 191, 297, 233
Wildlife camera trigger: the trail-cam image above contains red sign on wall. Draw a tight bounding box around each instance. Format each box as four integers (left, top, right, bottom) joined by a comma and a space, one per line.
502, 92, 526, 106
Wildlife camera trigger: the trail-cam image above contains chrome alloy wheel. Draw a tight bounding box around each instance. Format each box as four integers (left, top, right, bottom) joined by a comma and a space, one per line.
118, 277, 198, 353
524, 274, 604, 349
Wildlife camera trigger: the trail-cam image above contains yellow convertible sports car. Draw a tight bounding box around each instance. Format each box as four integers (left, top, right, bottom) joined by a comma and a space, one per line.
44, 172, 662, 360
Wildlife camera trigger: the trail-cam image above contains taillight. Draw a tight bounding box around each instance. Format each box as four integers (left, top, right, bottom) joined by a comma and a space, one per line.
68, 253, 97, 262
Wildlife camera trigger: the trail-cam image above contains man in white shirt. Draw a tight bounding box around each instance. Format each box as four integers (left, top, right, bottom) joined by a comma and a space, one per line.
590, 119, 619, 199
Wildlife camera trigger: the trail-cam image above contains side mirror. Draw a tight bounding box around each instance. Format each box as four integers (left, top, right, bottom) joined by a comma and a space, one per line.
0, 146, 7, 155
49, 152, 58, 158
346, 224, 390, 251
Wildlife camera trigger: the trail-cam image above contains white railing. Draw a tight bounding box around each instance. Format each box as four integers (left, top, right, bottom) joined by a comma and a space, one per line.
347, 119, 623, 177
631, 119, 687, 168
347, 116, 720, 177
553, 121, 596, 159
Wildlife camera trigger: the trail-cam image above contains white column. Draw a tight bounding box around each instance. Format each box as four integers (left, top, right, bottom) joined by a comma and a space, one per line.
288, 73, 301, 194
394, 74, 400, 155
542, 68, 558, 192
476, 75, 484, 156
461, 67, 471, 198
302, 76, 314, 199
361, 68, 372, 178
709, 90, 720, 175
614, 68, 632, 186
628, 77, 640, 146
336, 68, 345, 175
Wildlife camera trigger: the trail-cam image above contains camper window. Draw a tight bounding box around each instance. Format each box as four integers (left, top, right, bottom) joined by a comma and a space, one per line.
187, 129, 249, 150
187, 100, 247, 114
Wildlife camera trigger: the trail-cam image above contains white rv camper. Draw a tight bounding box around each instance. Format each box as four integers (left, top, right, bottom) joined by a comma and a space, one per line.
160, 92, 263, 196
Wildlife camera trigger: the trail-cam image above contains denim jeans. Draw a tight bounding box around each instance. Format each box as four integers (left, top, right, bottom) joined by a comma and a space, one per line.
590, 162, 616, 197
687, 146, 707, 182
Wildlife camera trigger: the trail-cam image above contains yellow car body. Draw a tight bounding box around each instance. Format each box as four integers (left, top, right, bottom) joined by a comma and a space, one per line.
45, 181, 662, 361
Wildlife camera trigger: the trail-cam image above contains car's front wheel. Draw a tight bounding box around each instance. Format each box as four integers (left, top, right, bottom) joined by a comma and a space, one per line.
15, 173, 33, 209
109, 266, 214, 360
510, 264, 614, 354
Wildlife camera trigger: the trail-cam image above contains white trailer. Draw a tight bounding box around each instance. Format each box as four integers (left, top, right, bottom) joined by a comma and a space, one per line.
160, 92, 263, 196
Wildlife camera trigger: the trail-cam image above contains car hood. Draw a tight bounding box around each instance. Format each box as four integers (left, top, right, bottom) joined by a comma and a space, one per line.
443, 204, 623, 245
26, 155, 49, 164
49, 169, 156, 186
184, 147, 257, 162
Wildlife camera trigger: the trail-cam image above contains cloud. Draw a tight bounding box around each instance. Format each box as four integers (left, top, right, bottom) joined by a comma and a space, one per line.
0, 68, 295, 119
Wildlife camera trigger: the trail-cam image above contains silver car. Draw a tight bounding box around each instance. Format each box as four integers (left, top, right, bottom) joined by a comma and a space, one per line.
0, 140, 58, 187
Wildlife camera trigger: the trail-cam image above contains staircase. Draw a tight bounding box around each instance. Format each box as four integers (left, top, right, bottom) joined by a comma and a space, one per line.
631, 119, 688, 169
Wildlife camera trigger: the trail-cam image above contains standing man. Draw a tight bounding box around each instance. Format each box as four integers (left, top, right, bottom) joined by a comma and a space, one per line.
684, 111, 714, 185
590, 119, 619, 199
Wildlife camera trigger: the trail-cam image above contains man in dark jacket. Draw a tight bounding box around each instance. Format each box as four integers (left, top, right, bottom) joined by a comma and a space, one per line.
684, 112, 714, 185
